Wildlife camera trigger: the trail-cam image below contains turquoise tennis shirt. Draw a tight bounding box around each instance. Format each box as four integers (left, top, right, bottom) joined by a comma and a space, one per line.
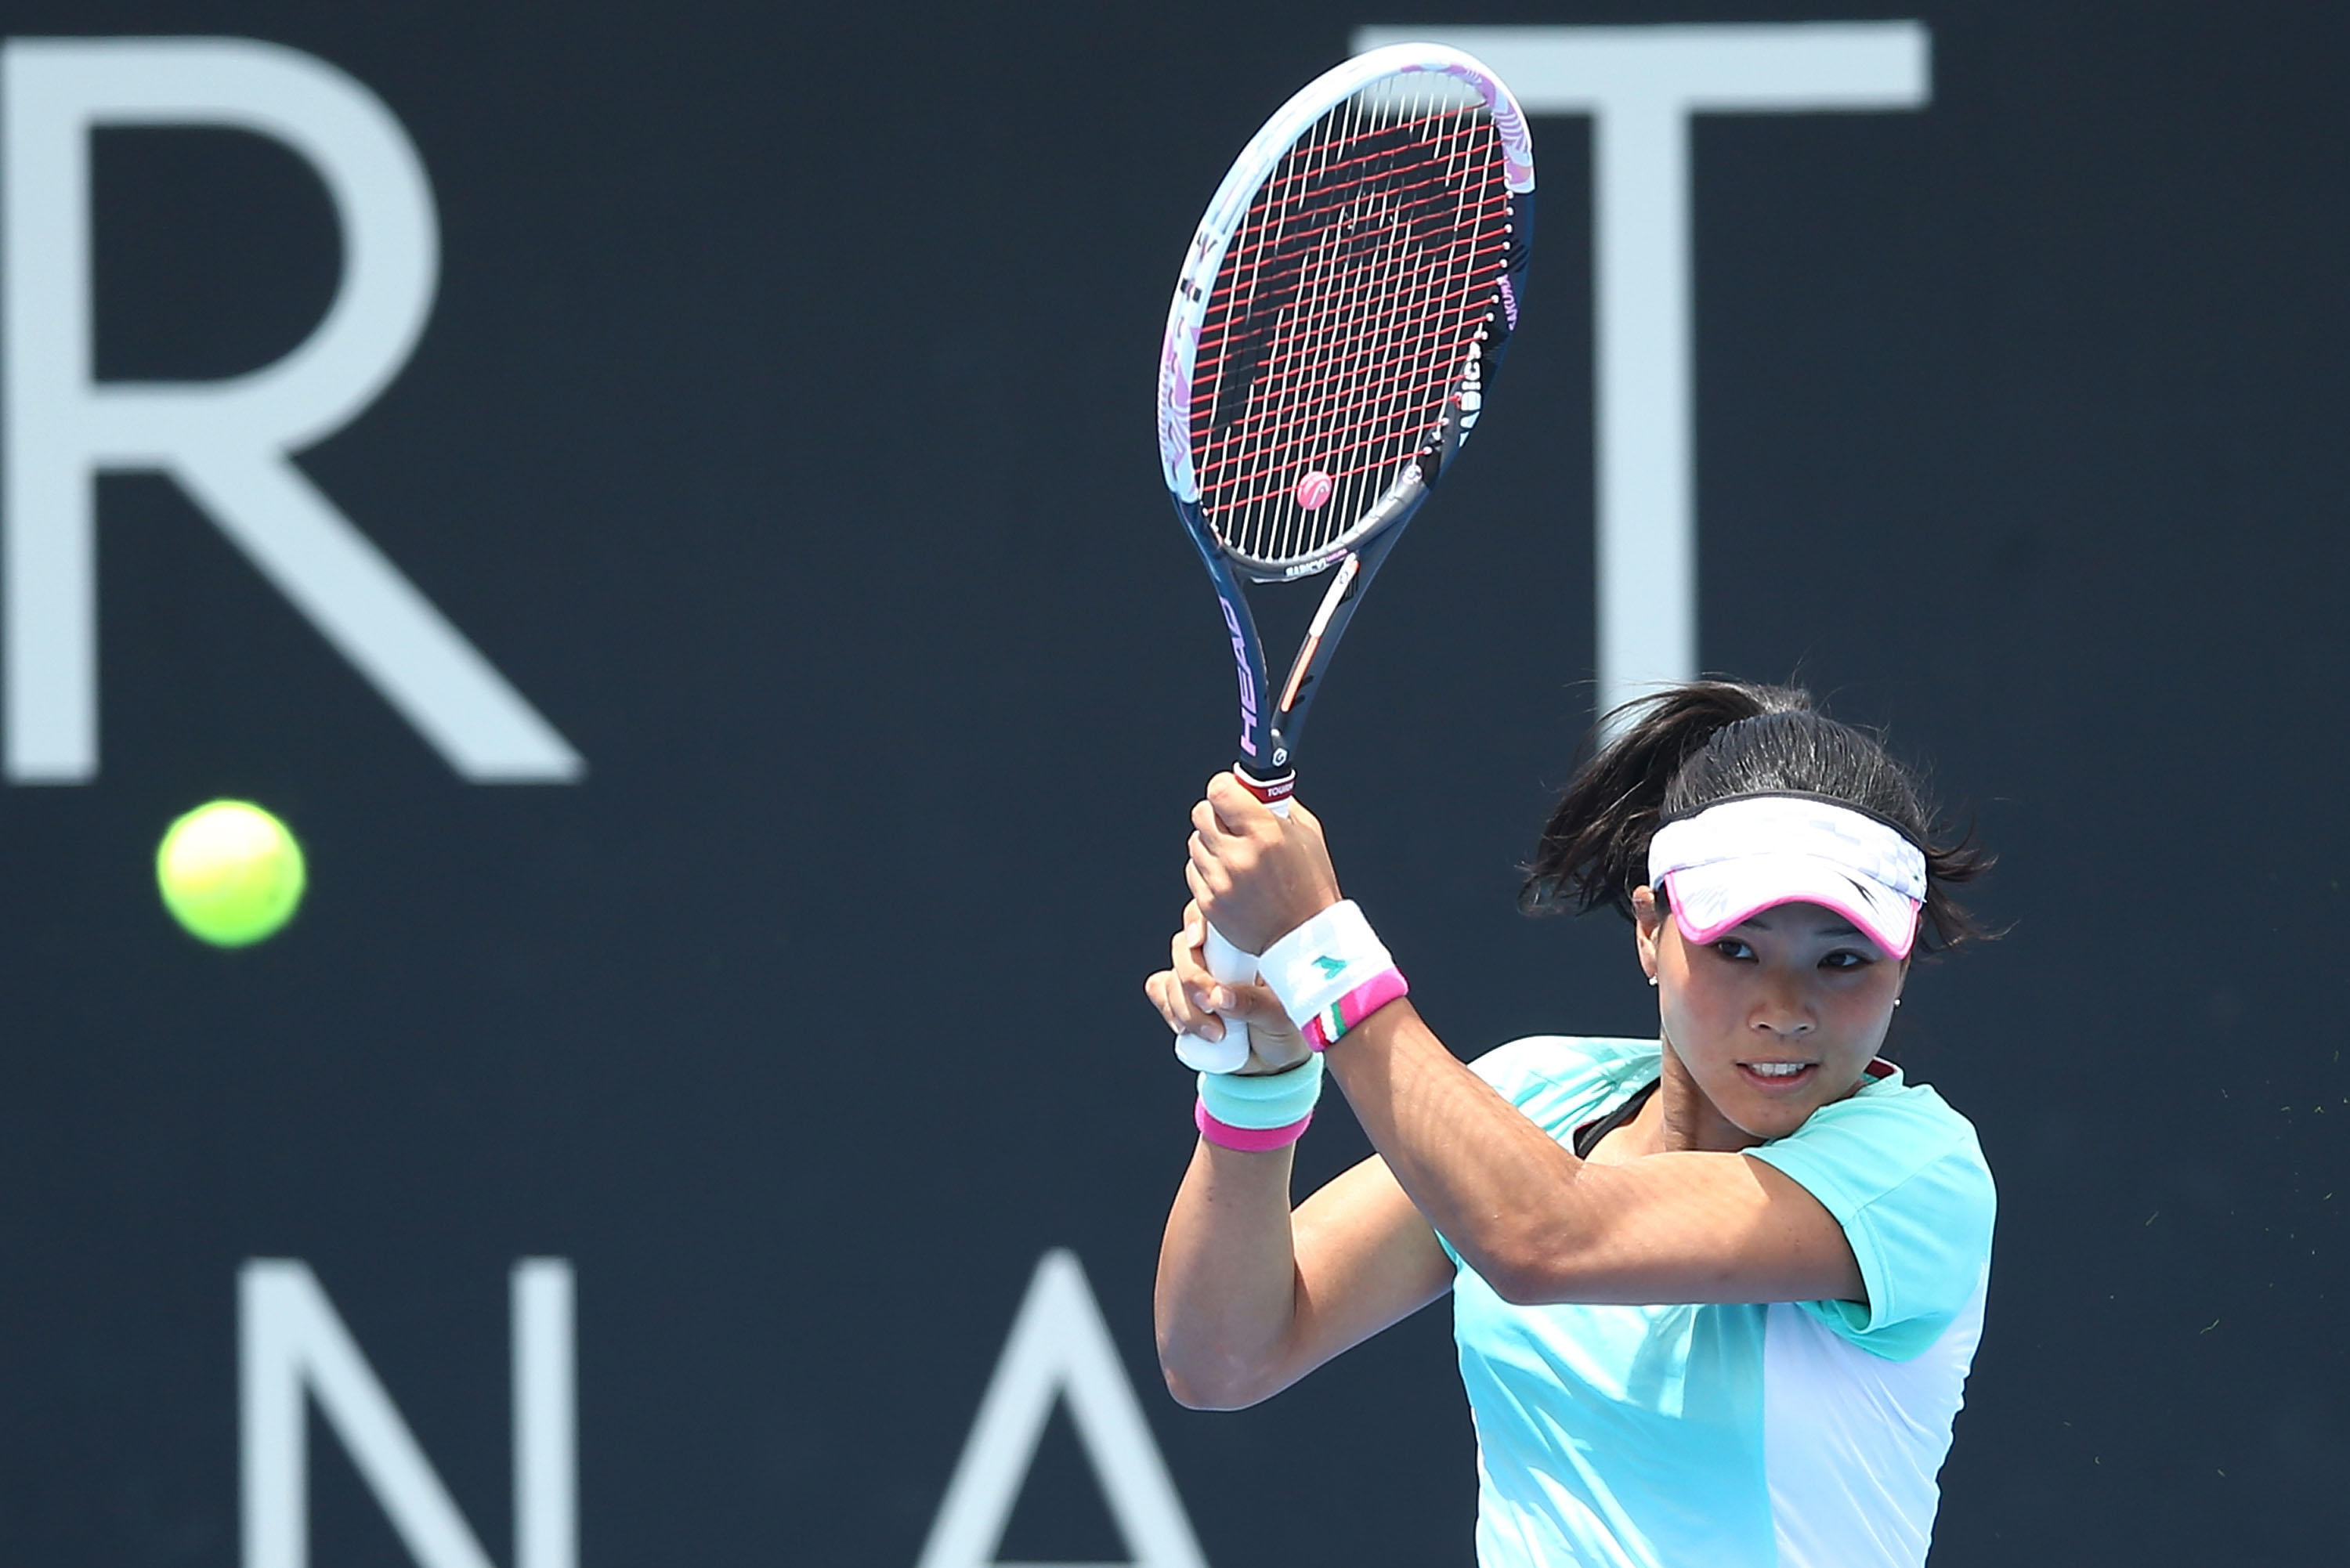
1441, 1036, 1995, 1568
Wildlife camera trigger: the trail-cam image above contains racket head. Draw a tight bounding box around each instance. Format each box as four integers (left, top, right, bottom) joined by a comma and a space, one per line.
1158, 44, 1535, 584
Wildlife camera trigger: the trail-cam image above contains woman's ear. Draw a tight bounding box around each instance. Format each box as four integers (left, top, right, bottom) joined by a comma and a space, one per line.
1632, 885, 1662, 986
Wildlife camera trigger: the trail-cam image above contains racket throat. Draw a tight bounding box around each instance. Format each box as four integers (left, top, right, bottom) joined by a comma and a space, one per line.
1276, 552, 1362, 716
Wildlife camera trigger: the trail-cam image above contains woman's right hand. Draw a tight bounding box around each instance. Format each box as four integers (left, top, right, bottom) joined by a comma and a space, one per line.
1144, 901, 1314, 1075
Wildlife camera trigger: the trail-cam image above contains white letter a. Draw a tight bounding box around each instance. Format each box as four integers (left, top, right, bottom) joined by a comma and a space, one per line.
918, 1250, 1206, 1568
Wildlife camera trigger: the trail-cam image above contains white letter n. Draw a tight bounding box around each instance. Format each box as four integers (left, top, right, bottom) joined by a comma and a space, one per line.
239, 1259, 577, 1568
2, 38, 582, 782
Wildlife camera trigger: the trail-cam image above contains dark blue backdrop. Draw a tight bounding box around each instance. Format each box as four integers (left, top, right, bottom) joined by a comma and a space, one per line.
1, 2, 2345, 1563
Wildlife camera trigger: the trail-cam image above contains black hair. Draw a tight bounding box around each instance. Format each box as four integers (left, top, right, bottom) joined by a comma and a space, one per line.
1519, 680, 1991, 952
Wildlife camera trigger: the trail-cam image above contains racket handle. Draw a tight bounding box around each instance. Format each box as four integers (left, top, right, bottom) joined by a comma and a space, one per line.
1172, 768, 1295, 1075
1173, 926, 1260, 1074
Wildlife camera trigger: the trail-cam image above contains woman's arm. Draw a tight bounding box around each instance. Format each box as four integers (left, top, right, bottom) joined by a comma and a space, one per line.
1183, 775, 1864, 1310
1155, 1145, 1453, 1408
1148, 911, 1455, 1408
1325, 1002, 1862, 1306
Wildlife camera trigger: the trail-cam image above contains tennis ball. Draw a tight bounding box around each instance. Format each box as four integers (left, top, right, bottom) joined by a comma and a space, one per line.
156, 800, 306, 947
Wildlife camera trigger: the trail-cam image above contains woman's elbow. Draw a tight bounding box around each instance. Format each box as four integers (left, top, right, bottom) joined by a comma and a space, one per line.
1478, 1261, 1552, 1307
1157, 1345, 1279, 1411
1465, 1230, 1578, 1306
1162, 1368, 1249, 1411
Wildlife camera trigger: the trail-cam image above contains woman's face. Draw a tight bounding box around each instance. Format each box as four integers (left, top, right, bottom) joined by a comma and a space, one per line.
1633, 886, 1907, 1146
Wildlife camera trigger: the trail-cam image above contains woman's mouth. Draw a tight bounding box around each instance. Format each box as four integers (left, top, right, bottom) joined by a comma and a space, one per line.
1737, 1060, 1819, 1093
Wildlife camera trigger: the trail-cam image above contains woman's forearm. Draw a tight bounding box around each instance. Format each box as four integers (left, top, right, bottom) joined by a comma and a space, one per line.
1323, 1002, 1596, 1302
1154, 1141, 1303, 1409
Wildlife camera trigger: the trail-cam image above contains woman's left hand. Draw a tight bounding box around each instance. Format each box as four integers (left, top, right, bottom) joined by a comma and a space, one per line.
1185, 775, 1344, 954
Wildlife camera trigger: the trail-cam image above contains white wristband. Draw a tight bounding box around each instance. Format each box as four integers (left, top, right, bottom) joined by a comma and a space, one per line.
1258, 901, 1398, 1038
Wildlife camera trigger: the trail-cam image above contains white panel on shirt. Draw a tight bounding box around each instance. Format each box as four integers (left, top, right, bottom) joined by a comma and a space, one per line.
1763, 1271, 1989, 1568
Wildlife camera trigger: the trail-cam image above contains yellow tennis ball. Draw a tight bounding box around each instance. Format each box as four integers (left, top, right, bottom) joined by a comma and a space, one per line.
156, 800, 306, 947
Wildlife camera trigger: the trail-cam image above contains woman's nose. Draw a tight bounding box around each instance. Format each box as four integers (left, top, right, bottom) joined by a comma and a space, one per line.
1751, 977, 1816, 1035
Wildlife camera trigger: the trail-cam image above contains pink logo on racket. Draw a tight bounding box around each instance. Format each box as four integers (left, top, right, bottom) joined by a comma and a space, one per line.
1294, 470, 1334, 510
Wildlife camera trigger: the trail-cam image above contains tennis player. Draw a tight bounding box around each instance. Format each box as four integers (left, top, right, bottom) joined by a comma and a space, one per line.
1147, 681, 1995, 1566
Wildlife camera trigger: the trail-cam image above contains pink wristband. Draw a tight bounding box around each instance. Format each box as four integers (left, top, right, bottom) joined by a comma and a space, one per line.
1195, 1100, 1313, 1151
1301, 966, 1410, 1052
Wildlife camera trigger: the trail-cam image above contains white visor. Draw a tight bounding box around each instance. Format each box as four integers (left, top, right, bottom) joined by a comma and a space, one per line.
1646, 795, 1928, 959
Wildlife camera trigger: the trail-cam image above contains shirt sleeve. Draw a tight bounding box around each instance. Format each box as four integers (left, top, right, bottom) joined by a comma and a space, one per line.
1746, 1086, 1997, 1363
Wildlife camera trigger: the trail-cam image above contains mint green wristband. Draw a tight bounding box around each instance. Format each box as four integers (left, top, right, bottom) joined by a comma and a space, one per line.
1195, 1054, 1325, 1129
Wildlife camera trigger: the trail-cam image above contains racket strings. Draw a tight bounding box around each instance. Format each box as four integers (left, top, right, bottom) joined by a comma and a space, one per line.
1209, 194, 1499, 555
1191, 79, 1512, 569
1206, 105, 1489, 477
1257, 105, 1479, 562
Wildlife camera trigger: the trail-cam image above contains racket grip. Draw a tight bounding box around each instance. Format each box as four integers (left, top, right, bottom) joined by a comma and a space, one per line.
1173, 925, 1260, 1074
1170, 771, 1297, 1081
1172, 771, 1293, 1075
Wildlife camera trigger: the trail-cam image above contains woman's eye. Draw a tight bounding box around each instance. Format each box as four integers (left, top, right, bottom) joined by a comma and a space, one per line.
1820, 950, 1871, 971
1712, 939, 1755, 961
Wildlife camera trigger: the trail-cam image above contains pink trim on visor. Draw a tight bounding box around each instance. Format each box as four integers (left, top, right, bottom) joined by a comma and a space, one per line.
1662, 864, 1920, 960
1649, 795, 1928, 960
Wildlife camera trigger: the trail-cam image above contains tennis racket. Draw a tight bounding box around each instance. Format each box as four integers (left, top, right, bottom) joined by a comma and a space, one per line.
1159, 44, 1535, 1072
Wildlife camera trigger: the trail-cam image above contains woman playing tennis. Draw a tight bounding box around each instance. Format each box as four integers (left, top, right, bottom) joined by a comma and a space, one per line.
1146, 681, 1995, 1567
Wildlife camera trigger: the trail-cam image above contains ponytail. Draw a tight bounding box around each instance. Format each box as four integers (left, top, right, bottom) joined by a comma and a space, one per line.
1519, 680, 1992, 952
